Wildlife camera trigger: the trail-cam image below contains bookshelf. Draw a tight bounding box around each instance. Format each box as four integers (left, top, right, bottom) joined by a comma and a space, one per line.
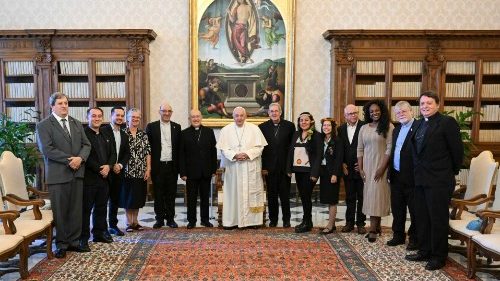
323, 29, 500, 161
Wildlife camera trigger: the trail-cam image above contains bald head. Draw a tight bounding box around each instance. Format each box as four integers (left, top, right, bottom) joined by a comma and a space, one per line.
344, 104, 359, 125
189, 109, 202, 128
159, 102, 173, 123
233, 107, 247, 127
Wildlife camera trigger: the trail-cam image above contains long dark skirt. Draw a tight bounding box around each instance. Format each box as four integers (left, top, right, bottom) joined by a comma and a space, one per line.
119, 177, 147, 209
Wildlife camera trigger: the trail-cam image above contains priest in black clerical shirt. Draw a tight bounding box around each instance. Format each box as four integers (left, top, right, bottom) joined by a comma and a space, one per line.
179, 109, 218, 228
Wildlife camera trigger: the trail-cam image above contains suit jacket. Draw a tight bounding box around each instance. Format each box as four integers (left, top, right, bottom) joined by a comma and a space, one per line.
258, 119, 295, 174
388, 120, 418, 186
179, 125, 217, 179
83, 126, 117, 186
287, 131, 323, 178
101, 124, 130, 169
322, 136, 343, 178
410, 112, 464, 188
36, 114, 91, 184
146, 120, 181, 177
337, 121, 365, 179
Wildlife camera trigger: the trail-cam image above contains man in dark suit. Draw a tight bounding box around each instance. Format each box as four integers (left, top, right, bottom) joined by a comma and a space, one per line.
387, 101, 418, 250
179, 109, 218, 229
101, 106, 130, 236
258, 102, 295, 227
406, 91, 463, 271
146, 102, 181, 229
36, 92, 91, 258
337, 104, 367, 234
81, 107, 117, 251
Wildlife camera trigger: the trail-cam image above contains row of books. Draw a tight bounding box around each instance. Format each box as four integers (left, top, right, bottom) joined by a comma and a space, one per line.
59, 61, 88, 75
355, 82, 386, 97
391, 82, 421, 97
393, 61, 422, 74
446, 61, 475, 75
96, 82, 126, 99
483, 62, 500, 75
5, 107, 37, 122
356, 61, 385, 74
68, 107, 90, 122
479, 130, 500, 142
445, 81, 475, 98
101, 106, 127, 123
5, 83, 34, 98
482, 84, 500, 97
443, 106, 473, 121
480, 105, 500, 121
96, 61, 126, 75
3, 61, 34, 76
58, 82, 90, 99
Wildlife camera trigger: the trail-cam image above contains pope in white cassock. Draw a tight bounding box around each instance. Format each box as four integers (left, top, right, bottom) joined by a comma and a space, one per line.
217, 107, 268, 228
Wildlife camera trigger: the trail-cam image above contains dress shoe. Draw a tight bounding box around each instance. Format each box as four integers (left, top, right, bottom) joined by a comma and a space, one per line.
295, 221, 312, 233
341, 224, 354, 233
166, 220, 178, 228
79, 241, 91, 252
283, 221, 291, 228
425, 260, 445, 271
109, 227, 125, 236
187, 222, 196, 229
357, 226, 367, 235
93, 234, 113, 243
268, 221, 278, 227
153, 221, 164, 229
54, 249, 66, 259
406, 241, 418, 251
200, 221, 213, 227
386, 238, 405, 246
367, 231, 378, 242
67, 245, 85, 252
405, 253, 430, 262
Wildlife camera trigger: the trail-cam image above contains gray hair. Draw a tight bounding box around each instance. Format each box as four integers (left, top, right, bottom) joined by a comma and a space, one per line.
126, 108, 141, 119
268, 103, 282, 113
393, 101, 412, 112
49, 92, 68, 106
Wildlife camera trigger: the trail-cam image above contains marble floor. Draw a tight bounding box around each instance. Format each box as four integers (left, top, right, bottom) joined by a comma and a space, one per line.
1, 197, 498, 280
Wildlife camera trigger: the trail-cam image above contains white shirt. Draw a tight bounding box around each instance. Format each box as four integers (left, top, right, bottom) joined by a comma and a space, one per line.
52, 112, 71, 136
160, 121, 172, 162
110, 123, 121, 161
347, 121, 358, 144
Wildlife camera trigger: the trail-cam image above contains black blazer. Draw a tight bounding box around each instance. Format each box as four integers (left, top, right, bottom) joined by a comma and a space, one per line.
322, 136, 343, 178
388, 120, 418, 186
83, 126, 117, 186
410, 112, 464, 188
287, 130, 323, 178
146, 120, 181, 177
179, 125, 218, 179
101, 124, 130, 169
337, 121, 365, 179
258, 119, 295, 174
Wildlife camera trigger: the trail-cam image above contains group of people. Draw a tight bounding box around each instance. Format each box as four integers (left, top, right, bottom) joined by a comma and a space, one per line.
36, 90, 463, 271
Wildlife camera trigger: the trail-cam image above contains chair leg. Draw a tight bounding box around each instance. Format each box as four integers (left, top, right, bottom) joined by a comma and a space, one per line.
19, 242, 29, 279
46, 226, 54, 259
468, 240, 476, 279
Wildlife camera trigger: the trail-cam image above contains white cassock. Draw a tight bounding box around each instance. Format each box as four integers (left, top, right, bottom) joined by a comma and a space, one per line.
217, 122, 268, 227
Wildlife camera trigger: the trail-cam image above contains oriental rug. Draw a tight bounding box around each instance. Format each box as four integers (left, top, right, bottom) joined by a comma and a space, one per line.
25, 228, 478, 281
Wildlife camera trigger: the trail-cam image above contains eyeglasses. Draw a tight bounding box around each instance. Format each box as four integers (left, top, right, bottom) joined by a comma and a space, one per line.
160, 110, 173, 113
346, 112, 358, 116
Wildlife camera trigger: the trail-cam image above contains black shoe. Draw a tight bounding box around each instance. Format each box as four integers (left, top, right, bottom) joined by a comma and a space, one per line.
405, 253, 430, 262
93, 234, 113, 243
387, 238, 405, 246
406, 241, 418, 251
341, 224, 354, 233
54, 249, 66, 259
283, 221, 291, 228
153, 221, 164, 229
367, 231, 377, 243
187, 222, 196, 229
295, 221, 312, 233
67, 245, 85, 253
200, 221, 213, 227
269, 221, 278, 227
166, 220, 178, 228
109, 227, 125, 236
223, 225, 238, 230
79, 241, 91, 252
425, 260, 445, 271
357, 226, 367, 235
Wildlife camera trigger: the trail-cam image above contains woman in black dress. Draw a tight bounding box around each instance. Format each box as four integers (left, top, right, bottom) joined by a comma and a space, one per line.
287, 112, 323, 233
120, 108, 151, 232
319, 118, 343, 234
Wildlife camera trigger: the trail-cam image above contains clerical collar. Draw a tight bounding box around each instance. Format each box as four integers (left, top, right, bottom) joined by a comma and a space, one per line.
194, 127, 200, 130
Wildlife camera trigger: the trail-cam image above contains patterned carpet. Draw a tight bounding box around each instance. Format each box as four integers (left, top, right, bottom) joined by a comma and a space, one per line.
26, 228, 478, 281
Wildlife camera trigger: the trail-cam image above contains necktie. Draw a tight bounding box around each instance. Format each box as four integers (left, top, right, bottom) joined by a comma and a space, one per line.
61, 118, 71, 138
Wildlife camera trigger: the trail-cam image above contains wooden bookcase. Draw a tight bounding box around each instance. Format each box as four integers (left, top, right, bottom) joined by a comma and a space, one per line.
323, 30, 500, 159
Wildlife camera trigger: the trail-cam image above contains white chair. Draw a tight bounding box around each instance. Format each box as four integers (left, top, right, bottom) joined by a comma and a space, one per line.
0, 210, 29, 279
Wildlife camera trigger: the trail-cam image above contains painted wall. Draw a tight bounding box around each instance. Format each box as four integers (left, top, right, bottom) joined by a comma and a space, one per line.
1, 0, 499, 129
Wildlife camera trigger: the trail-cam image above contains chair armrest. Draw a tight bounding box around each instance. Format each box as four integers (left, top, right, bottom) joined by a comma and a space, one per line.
478, 211, 500, 234
3, 194, 45, 220
450, 194, 488, 220
452, 186, 467, 198
0, 210, 20, 234
27, 186, 50, 199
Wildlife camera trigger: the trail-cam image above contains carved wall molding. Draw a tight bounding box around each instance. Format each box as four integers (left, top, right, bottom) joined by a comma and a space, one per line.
426, 39, 445, 64
334, 39, 354, 65
127, 39, 148, 64
34, 38, 52, 63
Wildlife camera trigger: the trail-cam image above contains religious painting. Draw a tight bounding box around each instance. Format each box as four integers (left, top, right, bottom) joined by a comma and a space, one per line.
190, 0, 295, 127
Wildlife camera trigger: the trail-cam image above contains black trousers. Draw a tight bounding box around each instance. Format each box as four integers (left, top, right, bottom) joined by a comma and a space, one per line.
343, 176, 366, 227
49, 178, 83, 250
295, 172, 315, 222
390, 172, 416, 242
266, 170, 291, 223
414, 184, 453, 262
107, 172, 122, 228
81, 183, 109, 241
186, 177, 211, 224
152, 161, 177, 222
